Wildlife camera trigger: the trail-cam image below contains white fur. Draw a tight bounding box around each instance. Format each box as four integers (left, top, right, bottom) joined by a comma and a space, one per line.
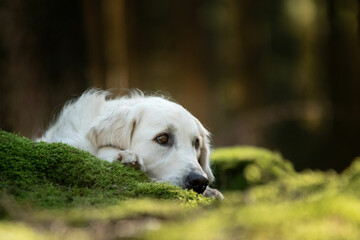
38, 89, 223, 199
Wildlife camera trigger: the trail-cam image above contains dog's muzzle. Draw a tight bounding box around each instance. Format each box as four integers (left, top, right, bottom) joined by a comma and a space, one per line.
185, 172, 209, 194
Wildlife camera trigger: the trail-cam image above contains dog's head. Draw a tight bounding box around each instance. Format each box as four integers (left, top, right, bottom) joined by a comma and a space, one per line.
88, 96, 214, 194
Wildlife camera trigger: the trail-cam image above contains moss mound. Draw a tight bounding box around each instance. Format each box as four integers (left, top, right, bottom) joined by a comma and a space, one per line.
210, 146, 295, 190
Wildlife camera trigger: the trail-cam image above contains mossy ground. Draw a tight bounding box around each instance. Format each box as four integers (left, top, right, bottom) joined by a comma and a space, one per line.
1, 130, 360, 239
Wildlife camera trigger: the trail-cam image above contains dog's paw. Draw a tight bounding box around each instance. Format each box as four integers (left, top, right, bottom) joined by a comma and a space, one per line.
203, 186, 224, 200
116, 150, 144, 171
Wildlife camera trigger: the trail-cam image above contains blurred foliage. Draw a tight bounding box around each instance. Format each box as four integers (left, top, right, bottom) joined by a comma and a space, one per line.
146, 162, 360, 240
0, 0, 359, 172
210, 146, 294, 190
1, 130, 360, 239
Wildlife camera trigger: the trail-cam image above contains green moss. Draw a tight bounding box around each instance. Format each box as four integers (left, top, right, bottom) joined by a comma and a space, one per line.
341, 157, 360, 197
145, 166, 360, 240
210, 146, 295, 190
2, 129, 360, 239
0, 221, 61, 240
30, 198, 193, 228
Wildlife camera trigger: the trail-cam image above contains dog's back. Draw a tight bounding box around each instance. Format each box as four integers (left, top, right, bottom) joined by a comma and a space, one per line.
38, 90, 108, 153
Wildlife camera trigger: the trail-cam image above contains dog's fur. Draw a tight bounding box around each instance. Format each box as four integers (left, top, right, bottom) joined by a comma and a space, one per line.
38, 90, 223, 199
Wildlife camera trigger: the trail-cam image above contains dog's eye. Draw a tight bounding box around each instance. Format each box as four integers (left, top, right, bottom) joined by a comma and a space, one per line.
156, 134, 169, 145
194, 138, 200, 150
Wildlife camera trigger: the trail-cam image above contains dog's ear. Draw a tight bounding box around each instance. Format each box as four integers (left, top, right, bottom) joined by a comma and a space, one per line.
196, 120, 215, 183
87, 106, 138, 150
199, 134, 215, 183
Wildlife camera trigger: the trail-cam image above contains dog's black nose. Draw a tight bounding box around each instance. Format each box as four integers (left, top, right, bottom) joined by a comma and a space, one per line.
185, 172, 209, 194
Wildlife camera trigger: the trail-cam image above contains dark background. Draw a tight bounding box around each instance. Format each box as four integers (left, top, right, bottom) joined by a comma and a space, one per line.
0, 0, 359, 172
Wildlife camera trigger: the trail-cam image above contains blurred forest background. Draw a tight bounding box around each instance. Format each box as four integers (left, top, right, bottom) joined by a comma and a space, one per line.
0, 0, 359, 172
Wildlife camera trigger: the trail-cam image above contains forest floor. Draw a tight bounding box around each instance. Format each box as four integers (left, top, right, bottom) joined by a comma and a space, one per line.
1, 130, 360, 239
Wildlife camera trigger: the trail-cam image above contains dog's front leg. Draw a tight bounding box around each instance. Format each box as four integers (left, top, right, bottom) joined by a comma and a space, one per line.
96, 146, 145, 171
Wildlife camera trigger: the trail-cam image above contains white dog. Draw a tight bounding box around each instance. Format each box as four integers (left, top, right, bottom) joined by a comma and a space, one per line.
38, 90, 223, 199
